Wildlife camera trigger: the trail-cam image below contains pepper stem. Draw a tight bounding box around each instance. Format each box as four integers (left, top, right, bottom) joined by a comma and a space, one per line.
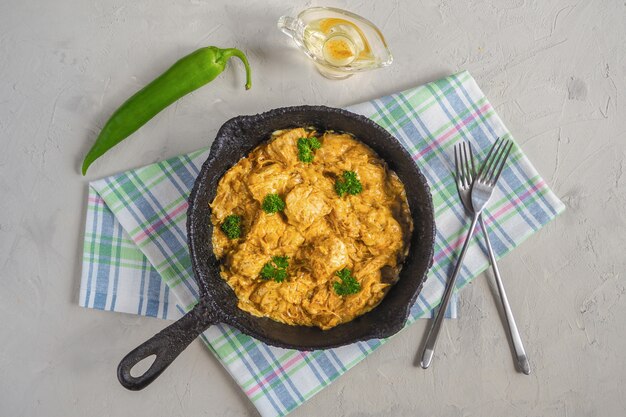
221, 48, 252, 90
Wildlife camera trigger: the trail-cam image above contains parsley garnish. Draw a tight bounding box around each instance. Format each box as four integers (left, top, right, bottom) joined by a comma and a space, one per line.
333, 268, 361, 296
262, 193, 285, 214
334, 171, 363, 197
297, 137, 321, 163
260, 256, 289, 282
220, 214, 242, 239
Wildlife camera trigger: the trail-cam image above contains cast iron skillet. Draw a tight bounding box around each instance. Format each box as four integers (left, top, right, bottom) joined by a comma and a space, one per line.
117, 105, 435, 390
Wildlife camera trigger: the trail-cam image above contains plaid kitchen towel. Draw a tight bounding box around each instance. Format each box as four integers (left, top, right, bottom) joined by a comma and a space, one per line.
79, 70, 564, 417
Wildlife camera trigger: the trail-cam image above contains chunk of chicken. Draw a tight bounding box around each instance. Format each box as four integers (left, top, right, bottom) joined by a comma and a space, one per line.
359, 207, 403, 256
247, 212, 287, 250
284, 184, 332, 229
279, 225, 306, 254
265, 128, 307, 165
327, 198, 363, 239
246, 162, 293, 203
227, 242, 269, 278
315, 132, 357, 165
303, 235, 348, 280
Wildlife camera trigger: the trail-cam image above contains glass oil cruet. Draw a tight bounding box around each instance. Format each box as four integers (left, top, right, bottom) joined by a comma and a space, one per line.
278, 7, 393, 79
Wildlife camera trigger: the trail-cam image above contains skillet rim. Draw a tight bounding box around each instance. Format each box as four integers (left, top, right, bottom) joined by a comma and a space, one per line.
186, 105, 436, 350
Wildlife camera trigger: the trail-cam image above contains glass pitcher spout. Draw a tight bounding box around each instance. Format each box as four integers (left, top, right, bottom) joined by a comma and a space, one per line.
278, 16, 304, 40
278, 15, 311, 59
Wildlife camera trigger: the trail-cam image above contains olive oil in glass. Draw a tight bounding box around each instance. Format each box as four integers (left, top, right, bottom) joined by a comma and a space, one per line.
278, 7, 392, 79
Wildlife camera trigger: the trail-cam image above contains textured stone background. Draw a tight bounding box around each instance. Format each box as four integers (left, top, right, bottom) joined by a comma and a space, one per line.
1, 0, 625, 416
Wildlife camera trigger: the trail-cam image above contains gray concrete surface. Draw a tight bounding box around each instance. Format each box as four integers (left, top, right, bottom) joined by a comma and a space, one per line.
1, 0, 625, 416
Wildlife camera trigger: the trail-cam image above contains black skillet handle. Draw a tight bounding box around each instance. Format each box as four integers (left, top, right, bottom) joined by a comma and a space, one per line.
117, 302, 217, 390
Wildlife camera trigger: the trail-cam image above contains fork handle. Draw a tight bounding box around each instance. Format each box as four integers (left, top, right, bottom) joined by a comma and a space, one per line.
478, 215, 531, 375
421, 213, 480, 369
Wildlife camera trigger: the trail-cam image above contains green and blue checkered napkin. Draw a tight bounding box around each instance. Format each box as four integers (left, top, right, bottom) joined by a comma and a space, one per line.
79, 71, 564, 417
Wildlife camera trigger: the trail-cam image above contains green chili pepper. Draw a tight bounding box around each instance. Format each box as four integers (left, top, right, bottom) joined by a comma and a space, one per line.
81, 46, 252, 175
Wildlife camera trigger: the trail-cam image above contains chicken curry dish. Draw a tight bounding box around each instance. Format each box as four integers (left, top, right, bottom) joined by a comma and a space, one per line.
210, 128, 413, 330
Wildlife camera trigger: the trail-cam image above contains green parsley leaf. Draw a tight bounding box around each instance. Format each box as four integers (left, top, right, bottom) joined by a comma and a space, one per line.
262, 193, 285, 213
334, 171, 363, 197
333, 268, 361, 296
308, 137, 321, 150
272, 255, 289, 269
297, 137, 321, 163
273, 269, 288, 283
260, 263, 275, 279
260, 256, 290, 283
220, 214, 242, 239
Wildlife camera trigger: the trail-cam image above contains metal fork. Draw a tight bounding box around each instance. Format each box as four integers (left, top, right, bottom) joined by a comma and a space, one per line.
420, 137, 514, 370
454, 141, 531, 375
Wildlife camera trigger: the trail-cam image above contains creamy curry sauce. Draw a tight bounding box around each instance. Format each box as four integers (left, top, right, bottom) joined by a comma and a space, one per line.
210, 128, 413, 329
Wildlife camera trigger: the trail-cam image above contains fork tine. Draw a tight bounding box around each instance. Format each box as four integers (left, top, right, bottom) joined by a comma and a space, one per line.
477, 137, 502, 180
468, 142, 476, 177
461, 142, 470, 186
490, 141, 514, 185
454, 144, 461, 183
481, 139, 506, 183
486, 139, 511, 184
462, 142, 473, 182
